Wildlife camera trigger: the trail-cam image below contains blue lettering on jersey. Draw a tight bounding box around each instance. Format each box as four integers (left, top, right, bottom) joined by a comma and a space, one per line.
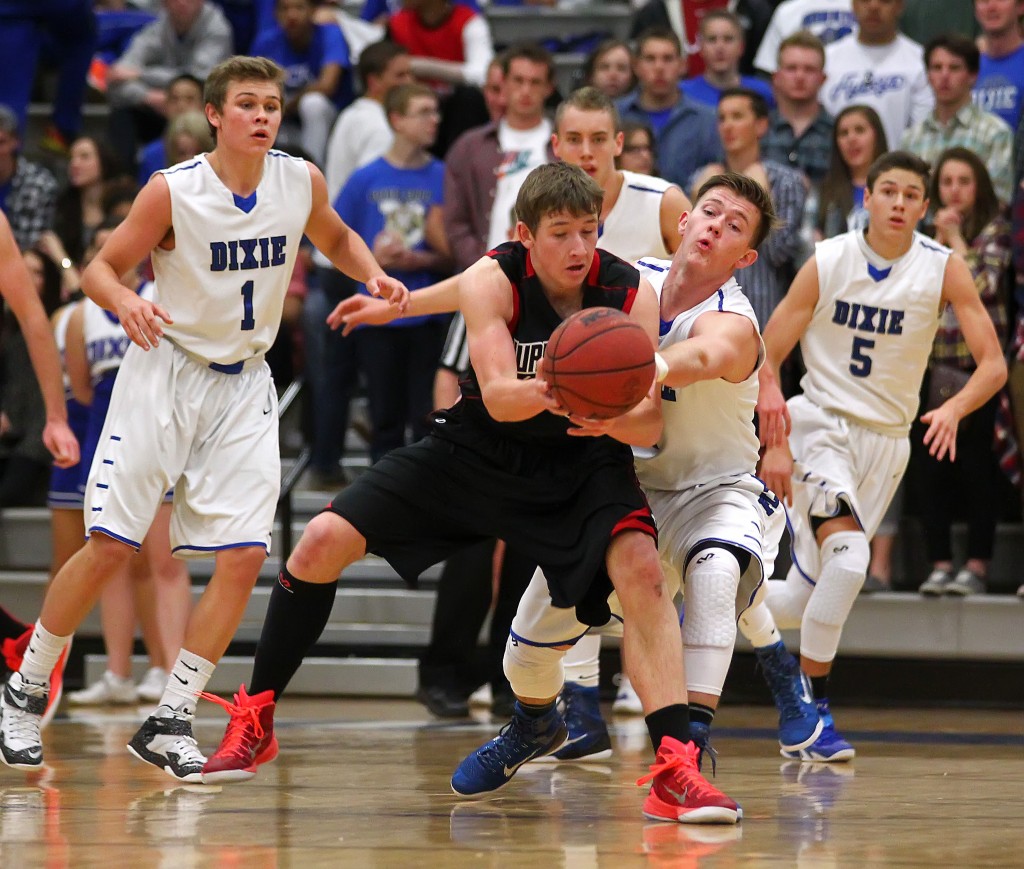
515, 340, 546, 378
210, 236, 287, 271
829, 72, 907, 104
86, 335, 132, 367
832, 300, 904, 335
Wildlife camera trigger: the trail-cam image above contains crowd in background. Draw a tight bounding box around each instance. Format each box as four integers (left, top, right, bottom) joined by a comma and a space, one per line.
2, 0, 1024, 623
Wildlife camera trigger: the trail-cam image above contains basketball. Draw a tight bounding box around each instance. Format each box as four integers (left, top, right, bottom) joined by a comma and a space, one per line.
541, 307, 656, 419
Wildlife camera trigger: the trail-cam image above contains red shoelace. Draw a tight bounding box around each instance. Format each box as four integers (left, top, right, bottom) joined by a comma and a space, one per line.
200, 691, 267, 758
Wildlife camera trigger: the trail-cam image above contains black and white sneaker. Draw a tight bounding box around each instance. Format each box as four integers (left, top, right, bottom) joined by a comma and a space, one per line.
0, 673, 47, 769
127, 707, 207, 783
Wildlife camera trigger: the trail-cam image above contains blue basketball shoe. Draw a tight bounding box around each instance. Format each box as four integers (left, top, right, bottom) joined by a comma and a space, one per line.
780, 699, 855, 762
754, 642, 823, 753
533, 682, 612, 763
451, 701, 567, 797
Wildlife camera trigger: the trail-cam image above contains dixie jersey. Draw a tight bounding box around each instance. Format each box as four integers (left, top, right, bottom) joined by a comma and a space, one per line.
633, 261, 763, 491
84, 281, 155, 383
800, 230, 948, 435
436, 241, 643, 447
152, 151, 311, 367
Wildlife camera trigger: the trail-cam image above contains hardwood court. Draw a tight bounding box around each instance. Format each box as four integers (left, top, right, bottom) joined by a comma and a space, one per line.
1, 699, 1021, 867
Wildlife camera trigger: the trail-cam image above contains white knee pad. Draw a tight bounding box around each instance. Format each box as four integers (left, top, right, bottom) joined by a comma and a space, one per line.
801, 530, 870, 663
737, 600, 781, 649
765, 565, 814, 629
503, 633, 565, 700
681, 548, 740, 697
562, 632, 601, 687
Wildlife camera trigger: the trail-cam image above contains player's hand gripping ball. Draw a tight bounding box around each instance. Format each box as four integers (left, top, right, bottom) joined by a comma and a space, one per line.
540, 307, 656, 419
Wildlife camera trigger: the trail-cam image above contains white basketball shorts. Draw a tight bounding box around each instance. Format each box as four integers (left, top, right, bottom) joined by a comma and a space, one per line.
785, 394, 909, 580
84, 340, 280, 557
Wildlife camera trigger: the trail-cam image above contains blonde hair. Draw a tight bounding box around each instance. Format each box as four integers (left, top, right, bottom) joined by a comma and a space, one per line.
165, 110, 215, 162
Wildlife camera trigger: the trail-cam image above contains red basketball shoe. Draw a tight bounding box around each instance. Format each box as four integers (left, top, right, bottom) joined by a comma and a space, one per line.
637, 736, 740, 824
2, 627, 71, 728
201, 687, 278, 784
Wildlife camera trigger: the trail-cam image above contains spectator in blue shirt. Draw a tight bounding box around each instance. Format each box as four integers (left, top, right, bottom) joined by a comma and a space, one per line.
681, 10, 775, 110
974, 0, 1024, 130
334, 83, 452, 461
251, 0, 353, 164
616, 27, 722, 191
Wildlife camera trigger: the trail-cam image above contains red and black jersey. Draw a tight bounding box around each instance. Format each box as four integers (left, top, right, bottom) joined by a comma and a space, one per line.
439, 240, 641, 445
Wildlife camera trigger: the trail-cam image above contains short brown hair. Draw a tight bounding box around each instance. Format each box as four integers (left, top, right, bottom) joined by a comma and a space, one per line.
694, 172, 779, 249
501, 43, 556, 83
515, 162, 602, 234
866, 150, 931, 192
636, 26, 682, 57
777, 30, 826, 67
384, 82, 436, 121
554, 86, 621, 133
204, 55, 285, 117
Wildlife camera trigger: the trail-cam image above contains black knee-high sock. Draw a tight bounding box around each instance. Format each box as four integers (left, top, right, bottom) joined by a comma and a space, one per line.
250, 568, 338, 699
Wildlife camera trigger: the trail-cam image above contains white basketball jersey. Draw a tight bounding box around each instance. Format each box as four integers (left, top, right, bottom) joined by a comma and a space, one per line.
152, 151, 312, 366
84, 281, 155, 381
599, 171, 676, 262
633, 260, 764, 492
800, 230, 948, 435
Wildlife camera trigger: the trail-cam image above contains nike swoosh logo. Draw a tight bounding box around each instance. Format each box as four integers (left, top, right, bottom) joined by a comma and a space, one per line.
503, 747, 547, 777
182, 662, 199, 673
5, 690, 29, 710
24, 747, 42, 759
558, 734, 587, 750
798, 674, 813, 705
174, 674, 189, 685
263, 408, 271, 415
664, 784, 689, 803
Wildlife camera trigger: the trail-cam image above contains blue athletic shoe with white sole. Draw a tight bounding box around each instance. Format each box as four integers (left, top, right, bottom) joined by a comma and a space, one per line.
755, 641, 824, 753
533, 682, 611, 763
780, 699, 855, 762
451, 701, 567, 797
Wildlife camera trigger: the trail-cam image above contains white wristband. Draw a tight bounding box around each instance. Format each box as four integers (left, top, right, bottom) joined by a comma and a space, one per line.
654, 352, 669, 383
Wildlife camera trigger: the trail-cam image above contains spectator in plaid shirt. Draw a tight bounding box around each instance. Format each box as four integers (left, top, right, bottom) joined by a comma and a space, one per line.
912, 147, 1012, 597
762, 31, 835, 188
901, 34, 1014, 204
0, 106, 59, 250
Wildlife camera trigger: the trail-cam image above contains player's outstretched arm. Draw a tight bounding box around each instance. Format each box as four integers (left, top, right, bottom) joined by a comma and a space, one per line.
757, 255, 819, 447
82, 174, 174, 351
303, 163, 409, 312
659, 310, 759, 389
462, 258, 560, 421
0, 212, 79, 467
921, 254, 1008, 462
329, 275, 462, 336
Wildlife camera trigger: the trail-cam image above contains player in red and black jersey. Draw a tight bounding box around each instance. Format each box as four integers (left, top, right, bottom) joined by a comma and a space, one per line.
203, 162, 741, 824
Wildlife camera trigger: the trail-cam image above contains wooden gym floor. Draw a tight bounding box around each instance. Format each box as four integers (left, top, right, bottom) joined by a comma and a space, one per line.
1, 699, 1021, 867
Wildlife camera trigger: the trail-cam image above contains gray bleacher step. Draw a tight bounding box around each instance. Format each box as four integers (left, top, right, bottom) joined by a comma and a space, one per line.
83, 654, 418, 697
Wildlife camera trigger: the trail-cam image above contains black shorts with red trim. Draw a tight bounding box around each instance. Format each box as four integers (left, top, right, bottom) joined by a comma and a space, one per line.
327, 430, 656, 626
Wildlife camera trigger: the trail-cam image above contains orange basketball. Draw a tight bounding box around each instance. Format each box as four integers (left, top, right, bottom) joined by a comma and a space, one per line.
540, 307, 656, 419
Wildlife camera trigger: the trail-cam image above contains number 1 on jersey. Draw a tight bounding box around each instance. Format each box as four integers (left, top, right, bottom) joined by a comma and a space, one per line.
240, 280, 255, 331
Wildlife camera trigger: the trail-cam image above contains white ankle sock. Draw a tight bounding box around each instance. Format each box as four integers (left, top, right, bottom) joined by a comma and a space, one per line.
158, 650, 214, 717
19, 621, 71, 686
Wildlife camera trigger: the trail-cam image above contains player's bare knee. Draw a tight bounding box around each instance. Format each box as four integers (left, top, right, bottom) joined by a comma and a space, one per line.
214, 545, 267, 585
86, 532, 136, 573
607, 532, 664, 598
503, 634, 565, 700
289, 512, 365, 581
